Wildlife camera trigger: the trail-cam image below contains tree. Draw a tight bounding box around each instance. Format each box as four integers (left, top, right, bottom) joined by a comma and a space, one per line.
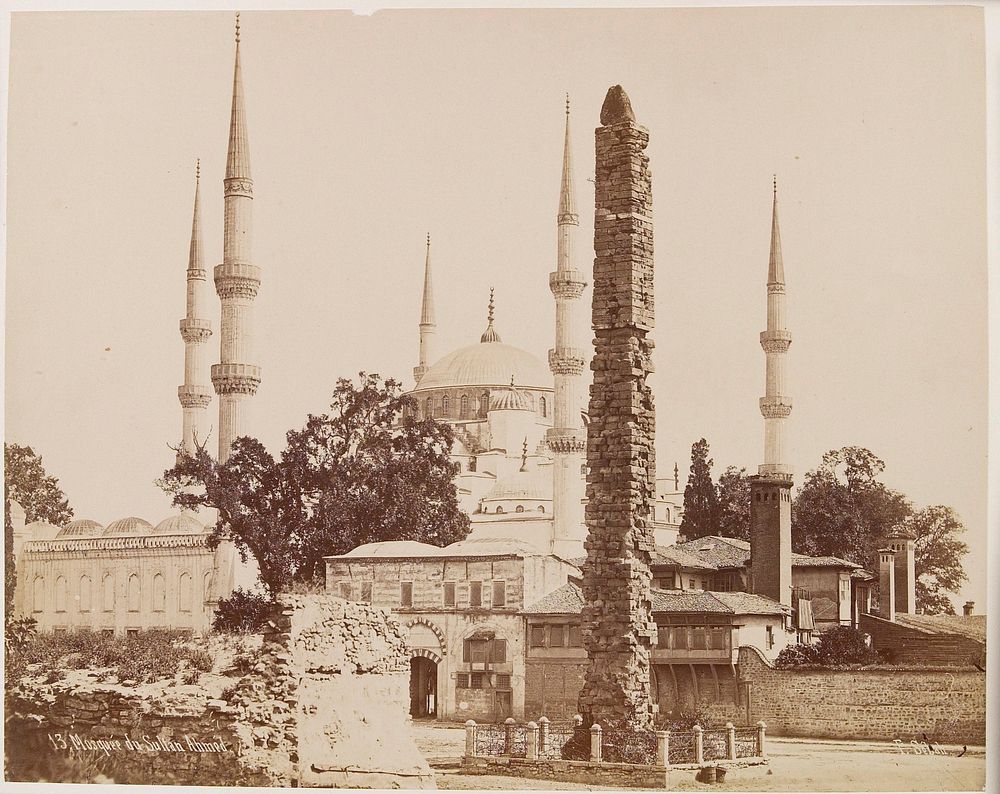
4, 444, 74, 614
905, 505, 969, 615
792, 446, 911, 568
159, 373, 470, 598
715, 465, 751, 541
679, 438, 718, 540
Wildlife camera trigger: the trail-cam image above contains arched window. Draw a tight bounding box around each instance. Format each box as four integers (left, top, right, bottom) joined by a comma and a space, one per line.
469, 456, 477, 472
496, 506, 505, 514
425, 397, 433, 419
102, 574, 115, 611
664, 508, 671, 523
179, 572, 193, 612
80, 575, 92, 612
515, 505, 525, 513
32, 576, 44, 613
539, 506, 546, 514
55, 576, 67, 613
442, 395, 450, 416
127, 574, 140, 612
460, 395, 469, 418
152, 573, 166, 612
539, 396, 547, 418
480, 391, 490, 417
203, 571, 213, 602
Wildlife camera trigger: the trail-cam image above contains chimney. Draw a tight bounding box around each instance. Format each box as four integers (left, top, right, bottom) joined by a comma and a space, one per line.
963, 601, 974, 617
877, 548, 896, 621
883, 529, 916, 615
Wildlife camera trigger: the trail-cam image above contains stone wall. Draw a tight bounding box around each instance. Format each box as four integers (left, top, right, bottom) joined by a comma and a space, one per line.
579, 84, 657, 727
462, 755, 668, 788
731, 645, 986, 744
5, 595, 435, 787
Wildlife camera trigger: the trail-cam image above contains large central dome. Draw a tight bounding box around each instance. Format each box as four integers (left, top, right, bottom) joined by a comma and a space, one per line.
414, 341, 551, 392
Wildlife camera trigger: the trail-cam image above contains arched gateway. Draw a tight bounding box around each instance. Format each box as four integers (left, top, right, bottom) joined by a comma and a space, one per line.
405, 620, 445, 719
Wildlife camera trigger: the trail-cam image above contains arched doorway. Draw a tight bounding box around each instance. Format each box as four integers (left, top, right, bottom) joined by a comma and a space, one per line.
409, 656, 438, 718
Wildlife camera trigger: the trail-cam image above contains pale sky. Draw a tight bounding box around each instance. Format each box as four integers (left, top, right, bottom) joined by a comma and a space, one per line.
4, 7, 988, 607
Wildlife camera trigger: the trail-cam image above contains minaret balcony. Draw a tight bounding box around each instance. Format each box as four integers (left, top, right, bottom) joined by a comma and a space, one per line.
548, 348, 588, 375
177, 385, 212, 408
179, 318, 213, 343
549, 270, 587, 299
211, 363, 261, 396
214, 263, 261, 299
546, 428, 586, 454
759, 397, 792, 418
760, 329, 792, 353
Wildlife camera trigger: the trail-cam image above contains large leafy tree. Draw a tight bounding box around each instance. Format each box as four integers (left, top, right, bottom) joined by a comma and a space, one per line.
905, 505, 969, 615
4, 444, 74, 613
792, 446, 911, 567
160, 373, 470, 598
679, 438, 718, 540
715, 465, 751, 541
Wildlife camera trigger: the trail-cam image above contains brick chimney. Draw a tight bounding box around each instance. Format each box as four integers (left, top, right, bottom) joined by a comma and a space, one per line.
883, 528, 916, 615
962, 601, 974, 617
877, 548, 896, 621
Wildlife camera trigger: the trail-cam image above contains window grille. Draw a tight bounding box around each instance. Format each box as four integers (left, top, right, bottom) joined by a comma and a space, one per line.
401, 581, 413, 607
492, 580, 506, 608
470, 581, 482, 607
530, 625, 546, 647
443, 581, 456, 607
360, 581, 373, 603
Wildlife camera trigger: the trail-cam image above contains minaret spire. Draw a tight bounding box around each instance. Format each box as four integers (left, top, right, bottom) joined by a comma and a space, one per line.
547, 95, 588, 555
749, 177, 794, 607
178, 161, 213, 458
212, 13, 261, 463
413, 233, 436, 383
480, 288, 501, 343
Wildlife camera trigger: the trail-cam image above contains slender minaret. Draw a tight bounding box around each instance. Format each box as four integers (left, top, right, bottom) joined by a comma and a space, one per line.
211, 13, 261, 463
177, 160, 213, 457
749, 177, 794, 606
413, 233, 436, 383
547, 95, 588, 556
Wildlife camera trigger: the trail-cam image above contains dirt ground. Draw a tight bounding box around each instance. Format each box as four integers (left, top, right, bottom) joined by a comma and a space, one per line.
411, 722, 986, 792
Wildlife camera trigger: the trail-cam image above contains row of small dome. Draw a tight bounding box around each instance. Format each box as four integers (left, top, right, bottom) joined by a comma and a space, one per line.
24, 514, 207, 540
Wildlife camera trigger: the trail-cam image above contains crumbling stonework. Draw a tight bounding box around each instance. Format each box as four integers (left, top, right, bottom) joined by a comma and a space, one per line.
579, 84, 657, 728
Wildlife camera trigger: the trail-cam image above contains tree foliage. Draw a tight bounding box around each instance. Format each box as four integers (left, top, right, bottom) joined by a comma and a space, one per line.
906, 505, 969, 615
4, 444, 74, 614
715, 465, 751, 541
792, 446, 911, 566
679, 438, 718, 540
159, 373, 470, 598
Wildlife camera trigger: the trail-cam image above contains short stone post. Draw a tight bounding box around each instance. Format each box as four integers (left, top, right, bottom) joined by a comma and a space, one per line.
464, 720, 477, 758
656, 730, 669, 767
504, 717, 516, 756
590, 722, 603, 763
526, 722, 539, 760
756, 720, 767, 757
693, 724, 704, 765
726, 722, 737, 761
538, 716, 550, 754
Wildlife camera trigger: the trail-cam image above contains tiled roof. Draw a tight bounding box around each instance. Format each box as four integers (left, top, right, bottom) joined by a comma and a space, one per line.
523, 583, 787, 617
894, 614, 987, 644
652, 545, 717, 570
671, 536, 862, 571
524, 583, 584, 614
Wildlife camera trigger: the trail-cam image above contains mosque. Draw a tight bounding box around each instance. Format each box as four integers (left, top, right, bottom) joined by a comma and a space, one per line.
11, 21, 884, 726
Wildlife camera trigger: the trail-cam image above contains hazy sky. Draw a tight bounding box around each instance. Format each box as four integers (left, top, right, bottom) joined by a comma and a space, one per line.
5, 7, 987, 606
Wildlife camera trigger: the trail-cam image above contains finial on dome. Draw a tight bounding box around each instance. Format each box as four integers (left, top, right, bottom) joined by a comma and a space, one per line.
196, 158, 200, 181
510, 374, 515, 387
426, 232, 430, 247
674, 461, 679, 490
773, 173, 777, 197
235, 12, 241, 44
480, 289, 502, 343
566, 92, 570, 116
520, 437, 529, 472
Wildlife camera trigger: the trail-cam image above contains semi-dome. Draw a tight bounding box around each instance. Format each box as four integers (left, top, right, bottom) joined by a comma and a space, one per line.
102, 516, 154, 537
490, 382, 532, 412
482, 469, 553, 502
57, 519, 104, 539
153, 514, 206, 535
414, 342, 551, 393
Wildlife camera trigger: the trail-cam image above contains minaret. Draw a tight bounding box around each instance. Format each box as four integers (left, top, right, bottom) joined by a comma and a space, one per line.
177, 160, 213, 457
749, 178, 794, 606
211, 14, 261, 463
413, 233, 436, 383
547, 95, 588, 556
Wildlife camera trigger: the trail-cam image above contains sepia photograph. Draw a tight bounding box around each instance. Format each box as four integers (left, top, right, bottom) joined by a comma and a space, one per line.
2, 3, 992, 792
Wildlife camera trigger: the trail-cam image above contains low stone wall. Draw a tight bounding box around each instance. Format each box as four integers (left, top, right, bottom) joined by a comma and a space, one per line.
462, 755, 669, 788
5, 595, 435, 788
734, 646, 986, 744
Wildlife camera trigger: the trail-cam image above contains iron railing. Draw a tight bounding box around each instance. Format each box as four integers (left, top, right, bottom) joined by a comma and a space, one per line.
601, 726, 657, 765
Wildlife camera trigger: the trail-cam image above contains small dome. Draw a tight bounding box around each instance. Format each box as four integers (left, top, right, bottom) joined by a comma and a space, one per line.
483, 469, 552, 502
57, 519, 104, 538
343, 540, 444, 558
102, 516, 154, 537
23, 520, 62, 541
153, 514, 206, 535
490, 383, 531, 412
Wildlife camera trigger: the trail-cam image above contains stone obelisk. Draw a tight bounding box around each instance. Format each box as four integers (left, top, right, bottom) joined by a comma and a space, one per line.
578, 85, 656, 729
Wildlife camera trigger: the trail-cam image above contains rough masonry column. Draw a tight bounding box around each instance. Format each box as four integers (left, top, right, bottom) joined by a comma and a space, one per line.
578, 85, 656, 729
